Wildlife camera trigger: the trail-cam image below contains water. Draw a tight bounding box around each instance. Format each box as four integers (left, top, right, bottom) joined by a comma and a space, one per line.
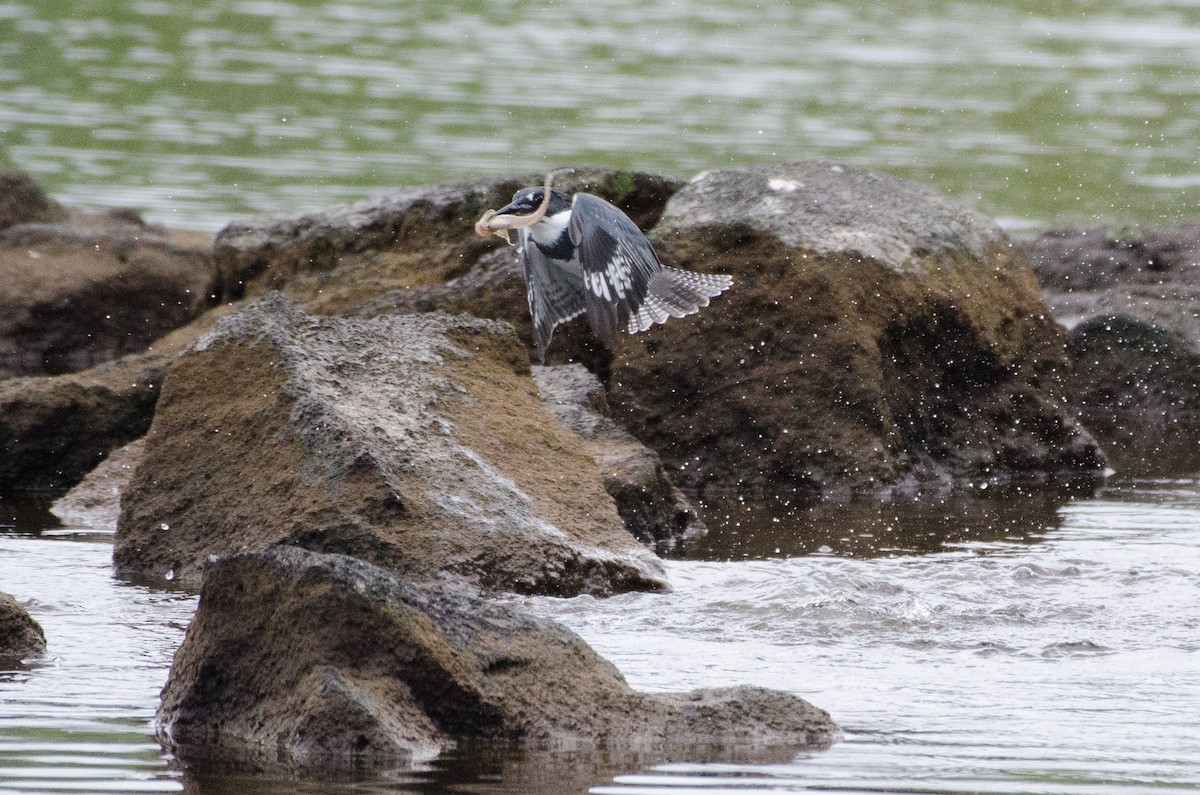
2, 1, 1200, 233
1, 478, 1198, 794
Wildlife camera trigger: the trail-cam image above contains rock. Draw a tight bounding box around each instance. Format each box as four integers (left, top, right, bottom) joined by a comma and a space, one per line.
51, 438, 145, 530
213, 169, 683, 366
0, 364, 160, 494
114, 294, 668, 596
0, 172, 68, 230
0, 307, 231, 495
157, 547, 839, 771
0, 592, 46, 667
1025, 225, 1200, 474
604, 162, 1105, 508
1068, 314, 1200, 474
0, 177, 217, 378
533, 364, 705, 550
1026, 224, 1200, 296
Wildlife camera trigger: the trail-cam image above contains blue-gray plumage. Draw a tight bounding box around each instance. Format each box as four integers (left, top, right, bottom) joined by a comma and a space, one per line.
493, 187, 733, 362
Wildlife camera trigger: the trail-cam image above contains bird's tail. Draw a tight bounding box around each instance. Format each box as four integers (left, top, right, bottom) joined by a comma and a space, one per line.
628, 267, 733, 334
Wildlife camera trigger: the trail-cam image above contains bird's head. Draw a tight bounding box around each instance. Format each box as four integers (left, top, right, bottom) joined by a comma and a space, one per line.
496, 187, 571, 218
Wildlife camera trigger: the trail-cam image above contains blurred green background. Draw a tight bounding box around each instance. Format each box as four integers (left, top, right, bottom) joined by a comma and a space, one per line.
2, 0, 1198, 233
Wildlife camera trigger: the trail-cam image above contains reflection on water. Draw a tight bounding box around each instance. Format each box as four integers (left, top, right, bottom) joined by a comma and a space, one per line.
685, 486, 1075, 559
2, 478, 1199, 794
2, 1, 1200, 232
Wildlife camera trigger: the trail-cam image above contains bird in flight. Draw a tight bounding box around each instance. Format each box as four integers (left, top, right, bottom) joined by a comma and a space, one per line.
475, 175, 732, 362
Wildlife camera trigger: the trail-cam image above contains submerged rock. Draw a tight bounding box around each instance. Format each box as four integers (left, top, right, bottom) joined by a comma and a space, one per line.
0, 592, 46, 667
0, 173, 216, 378
1026, 225, 1200, 474
114, 294, 667, 596
604, 162, 1105, 507
533, 364, 705, 550
157, 547, 839, 771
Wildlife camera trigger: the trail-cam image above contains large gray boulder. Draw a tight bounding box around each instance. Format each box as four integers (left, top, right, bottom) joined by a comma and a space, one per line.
213, 168, 682, 310
114, 294, 668, 596
604, 162, 1106, 507
157, 547, 839, 771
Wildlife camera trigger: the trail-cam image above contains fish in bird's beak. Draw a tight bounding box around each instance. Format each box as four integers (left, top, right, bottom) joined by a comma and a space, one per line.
473, 176, 555, 240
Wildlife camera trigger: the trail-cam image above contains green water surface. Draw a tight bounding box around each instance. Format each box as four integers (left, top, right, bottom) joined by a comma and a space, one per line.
2, 0, 1199, 232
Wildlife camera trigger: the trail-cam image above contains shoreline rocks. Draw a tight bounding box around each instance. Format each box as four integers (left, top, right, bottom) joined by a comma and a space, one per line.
157, 547, 839, 771
0, 173, 216, 379
10, 166, 1199, 779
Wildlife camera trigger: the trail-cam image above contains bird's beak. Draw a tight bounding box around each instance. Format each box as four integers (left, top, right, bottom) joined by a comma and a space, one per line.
494, 199, 531, 217
473, 174, 555, 240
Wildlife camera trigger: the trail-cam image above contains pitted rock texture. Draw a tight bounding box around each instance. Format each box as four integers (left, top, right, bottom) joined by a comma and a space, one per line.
157, 547, 839, 771
605, 162, 1105, 507
114, 294, 667, 595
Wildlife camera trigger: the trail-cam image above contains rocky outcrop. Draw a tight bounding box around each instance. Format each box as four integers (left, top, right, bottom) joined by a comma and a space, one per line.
213, 169, 681, 309
0, 592, 46, 667
114, 294, 668, 596
0, 174, 216, 378
1026, 225, 1200, 474
533, 364, 704, 550
158, 547, 839, 771
0, 308, 230, 495
0, 364, 160, 494
600, 163, 1105, 507
212, 169, 680, 371
0, 172, 68, 230
1065, 316, 1200, 474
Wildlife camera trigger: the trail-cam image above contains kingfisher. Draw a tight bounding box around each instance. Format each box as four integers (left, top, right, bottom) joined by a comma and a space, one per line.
475, 179, 733, 362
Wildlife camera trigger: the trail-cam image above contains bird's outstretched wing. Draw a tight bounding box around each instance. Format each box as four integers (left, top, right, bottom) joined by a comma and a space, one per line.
568, 192, 662, 349
518, 229, 586, 362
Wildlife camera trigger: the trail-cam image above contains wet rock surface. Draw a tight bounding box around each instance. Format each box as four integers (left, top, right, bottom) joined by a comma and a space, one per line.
114, 294, 667, 595
0, 174, 216, 378
1025, 225, 1200, 474
0, 592, 46, 667
51, 438, 144, 531
213, 169, 679, 372
533, 364, 705, 550
157, 547, 839, 772
604, 163, 1104, 508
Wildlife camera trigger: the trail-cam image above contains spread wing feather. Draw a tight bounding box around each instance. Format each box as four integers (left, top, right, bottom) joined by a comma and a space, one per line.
568, 193, 662, 349
568, 193, 733, 343
518, 229, 586, 363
